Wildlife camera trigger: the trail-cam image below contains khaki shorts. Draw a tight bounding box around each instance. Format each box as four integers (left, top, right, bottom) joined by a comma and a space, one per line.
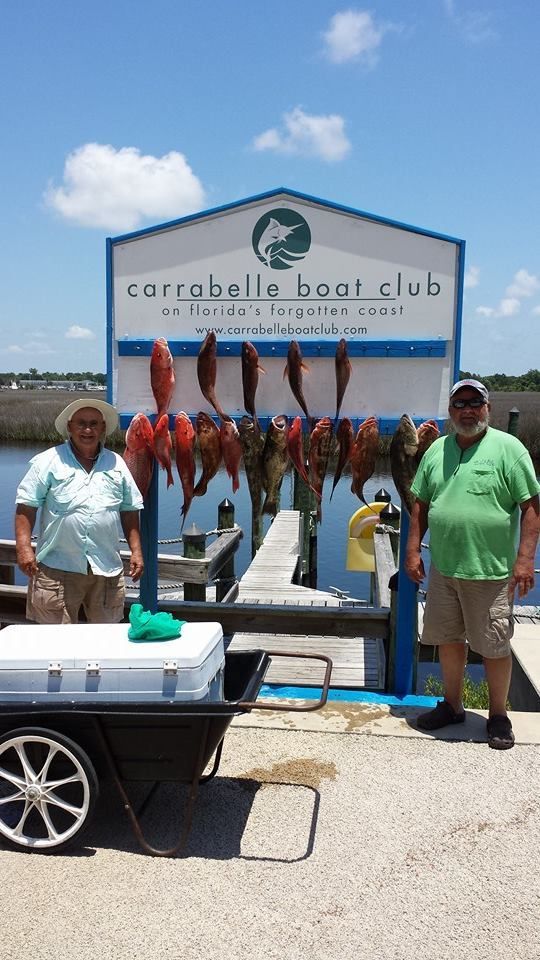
27, 563, 125, 625
421, 564, 513, 659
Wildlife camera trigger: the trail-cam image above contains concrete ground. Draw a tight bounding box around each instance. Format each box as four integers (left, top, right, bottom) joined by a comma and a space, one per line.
1, 703, 539, 960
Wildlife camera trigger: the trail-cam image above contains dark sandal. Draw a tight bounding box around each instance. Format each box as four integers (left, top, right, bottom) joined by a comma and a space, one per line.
416, 699, 466, 731
487, 715, 515, 750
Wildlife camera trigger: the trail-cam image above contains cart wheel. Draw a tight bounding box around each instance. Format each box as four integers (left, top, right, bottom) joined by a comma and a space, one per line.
0, 727, 99, 853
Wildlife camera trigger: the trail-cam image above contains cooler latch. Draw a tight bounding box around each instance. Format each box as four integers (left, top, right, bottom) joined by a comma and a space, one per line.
163, 660, 178, 676
48, 661, 62, 677
86, 661, 100, 676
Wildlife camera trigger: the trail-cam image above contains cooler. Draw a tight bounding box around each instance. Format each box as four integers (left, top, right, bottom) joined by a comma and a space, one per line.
0, 622, 225, 703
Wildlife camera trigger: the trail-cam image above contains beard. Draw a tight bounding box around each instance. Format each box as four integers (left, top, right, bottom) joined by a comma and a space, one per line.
450, 411, 490, 437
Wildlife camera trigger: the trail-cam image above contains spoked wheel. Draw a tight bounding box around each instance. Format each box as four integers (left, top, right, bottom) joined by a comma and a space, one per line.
0, 727, 99, 853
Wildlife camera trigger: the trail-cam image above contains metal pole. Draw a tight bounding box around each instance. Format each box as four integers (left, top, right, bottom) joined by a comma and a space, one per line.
139, 463, 159, 613
182, 523, 206, 602
216, 498, 235, 602
393, 509, 417, 698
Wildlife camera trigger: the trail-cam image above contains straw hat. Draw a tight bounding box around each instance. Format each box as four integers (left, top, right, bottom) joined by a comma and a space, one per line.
54, 398, 119, 438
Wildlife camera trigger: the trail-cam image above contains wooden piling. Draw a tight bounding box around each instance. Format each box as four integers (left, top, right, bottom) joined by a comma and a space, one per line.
507, 407, 520, 436
216, 499, 236, 602
182, 523, 206, 602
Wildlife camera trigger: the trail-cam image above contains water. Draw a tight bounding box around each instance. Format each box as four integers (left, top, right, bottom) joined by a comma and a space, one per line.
2, 443, 539, 606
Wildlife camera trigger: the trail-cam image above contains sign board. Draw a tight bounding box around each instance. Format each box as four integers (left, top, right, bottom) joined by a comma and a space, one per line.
107, 188, 464, 429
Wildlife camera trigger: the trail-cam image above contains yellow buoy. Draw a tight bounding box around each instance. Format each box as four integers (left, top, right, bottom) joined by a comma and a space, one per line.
346, 501, 387, 573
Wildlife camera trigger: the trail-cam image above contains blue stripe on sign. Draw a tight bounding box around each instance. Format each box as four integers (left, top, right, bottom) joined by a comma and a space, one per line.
117, 338, 447, 359
118, 413, 447, 435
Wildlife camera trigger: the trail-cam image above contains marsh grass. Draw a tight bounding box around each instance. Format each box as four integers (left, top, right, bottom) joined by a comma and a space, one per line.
0, 391, 124, 447
424, 673, 511, 711
0, 390, 538, 461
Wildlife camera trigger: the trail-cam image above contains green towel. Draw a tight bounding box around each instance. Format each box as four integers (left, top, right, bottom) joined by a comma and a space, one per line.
128, 604, 186, 642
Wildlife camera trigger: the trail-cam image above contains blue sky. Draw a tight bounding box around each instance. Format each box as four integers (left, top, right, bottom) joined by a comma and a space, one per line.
1, 0, 539, 375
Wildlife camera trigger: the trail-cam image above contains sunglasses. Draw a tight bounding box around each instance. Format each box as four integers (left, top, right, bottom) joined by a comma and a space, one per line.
451, 398, 486, 409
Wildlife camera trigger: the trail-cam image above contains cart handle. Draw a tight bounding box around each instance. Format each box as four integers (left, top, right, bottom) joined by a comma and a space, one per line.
238, 651, 333, 712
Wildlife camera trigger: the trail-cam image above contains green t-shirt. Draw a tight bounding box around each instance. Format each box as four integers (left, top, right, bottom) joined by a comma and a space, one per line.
410, 427, 540, 580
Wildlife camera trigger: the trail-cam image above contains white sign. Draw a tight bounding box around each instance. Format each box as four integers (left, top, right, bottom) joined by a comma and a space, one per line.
109, 190, 464, 422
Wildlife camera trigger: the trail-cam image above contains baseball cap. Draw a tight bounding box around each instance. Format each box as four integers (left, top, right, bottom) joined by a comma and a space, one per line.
449, 379, 489, 402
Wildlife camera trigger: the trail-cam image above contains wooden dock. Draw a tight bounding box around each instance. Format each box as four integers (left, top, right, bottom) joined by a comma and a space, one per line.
227, 511, 386, 690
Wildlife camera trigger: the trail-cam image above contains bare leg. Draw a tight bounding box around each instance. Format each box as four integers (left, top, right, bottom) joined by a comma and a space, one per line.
438, 642, 468, 712
483, 654, 512, 717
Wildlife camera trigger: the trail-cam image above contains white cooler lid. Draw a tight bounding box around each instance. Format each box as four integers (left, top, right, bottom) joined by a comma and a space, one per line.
0, 622, 224, 670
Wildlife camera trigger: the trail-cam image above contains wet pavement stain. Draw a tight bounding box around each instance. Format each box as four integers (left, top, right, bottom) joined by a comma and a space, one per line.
320, 703, 390, 731
239, 758, 338, 789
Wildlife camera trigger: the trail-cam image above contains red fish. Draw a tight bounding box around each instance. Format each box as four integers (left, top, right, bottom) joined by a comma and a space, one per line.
416, 419, 440, 464
193, 412, 222, 497
330, 417, 354, 500
153, 413, 174, 488
335, 338, 352, 423
220, 418, 242, 494
308, 417, 334, 521
123, 412, 154, 499
174, 412, 196, 528
197, 332, 227, 421
287, 415, 317, 494
241, 341, 265, 430
284, 340, 310, 424
150, 338, 175, 417
350, 416, 379, 507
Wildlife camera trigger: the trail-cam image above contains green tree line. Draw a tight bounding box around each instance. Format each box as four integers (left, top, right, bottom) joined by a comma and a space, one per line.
0, 370, 106, 385
459, 369, 540, 392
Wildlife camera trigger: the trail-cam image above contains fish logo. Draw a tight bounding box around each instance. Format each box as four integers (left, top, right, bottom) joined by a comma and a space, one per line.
252, 208, 311, 270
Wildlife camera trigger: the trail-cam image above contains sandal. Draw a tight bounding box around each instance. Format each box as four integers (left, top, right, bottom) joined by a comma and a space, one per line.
416, 699, 465, 731
486, 715, 515, 750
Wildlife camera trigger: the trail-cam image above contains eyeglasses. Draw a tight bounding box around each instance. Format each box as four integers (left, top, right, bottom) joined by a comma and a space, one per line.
451, 398, 486, 409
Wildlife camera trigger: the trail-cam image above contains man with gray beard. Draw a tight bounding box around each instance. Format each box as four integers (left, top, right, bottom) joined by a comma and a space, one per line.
405, 380, 540, 748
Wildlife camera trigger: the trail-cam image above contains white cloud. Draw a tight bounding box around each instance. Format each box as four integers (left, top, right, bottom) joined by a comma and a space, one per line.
3, 341, 55, 355
444, 1, 495, 44
4, 345, 24, 354
323, 10, 386, 65
45, 143, 206, 232
476, 306, 494, 317
65, 325, 96, 340
531, 305, 540, 316
464, 265, 479, 289
253, 107, 351, 162
506, 268, 540, 299
497, 298, 521, 317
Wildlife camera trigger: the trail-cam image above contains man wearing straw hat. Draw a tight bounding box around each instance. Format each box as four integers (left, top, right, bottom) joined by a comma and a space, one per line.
15, 399, 144, 624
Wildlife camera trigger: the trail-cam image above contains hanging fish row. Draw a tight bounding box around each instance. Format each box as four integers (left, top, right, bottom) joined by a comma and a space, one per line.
123, 335, 440, 528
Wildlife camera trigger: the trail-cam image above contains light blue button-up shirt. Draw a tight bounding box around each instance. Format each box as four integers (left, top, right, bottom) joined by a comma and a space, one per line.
16, 442, 144, 576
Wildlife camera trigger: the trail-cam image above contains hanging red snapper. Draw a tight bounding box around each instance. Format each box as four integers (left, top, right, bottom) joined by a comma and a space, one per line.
284, 340, 310, 424
308, 417, 334, 520
197, 332, 227, 421
330, 417, 354, 500
123, 412, 154, 499
287, 415, 317, 494
220, 418, 242, 494
241, 341, 265, 430
415, 419, 440, 464
350, 416, 379, 507
335, 338, 352, 423
194, 412, 222, 497
174, 412, 196, 528
150, 338, 175, 417
153, 414, 174, 489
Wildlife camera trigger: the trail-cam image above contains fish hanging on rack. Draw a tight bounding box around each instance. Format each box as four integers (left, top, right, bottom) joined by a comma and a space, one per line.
197, 332, 227, 422
330, 417, 354, 501
284, 340, 311, 425
193, 412, 222, 497
220, 418, 242, 494
308, 417, 334, 521
174, 412, 196, 529
150, 338, 175, 417
334, 338, 352, 424
415, 419, 440, 465
390, 414, 419, 515
123, 413, 154, 499
287, 415, 319, 496
262, 415, 289, 516
241, 341, 265, 431
239, 416, 265, 520
350, 416, 379, 508
153, 413, 174, 489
